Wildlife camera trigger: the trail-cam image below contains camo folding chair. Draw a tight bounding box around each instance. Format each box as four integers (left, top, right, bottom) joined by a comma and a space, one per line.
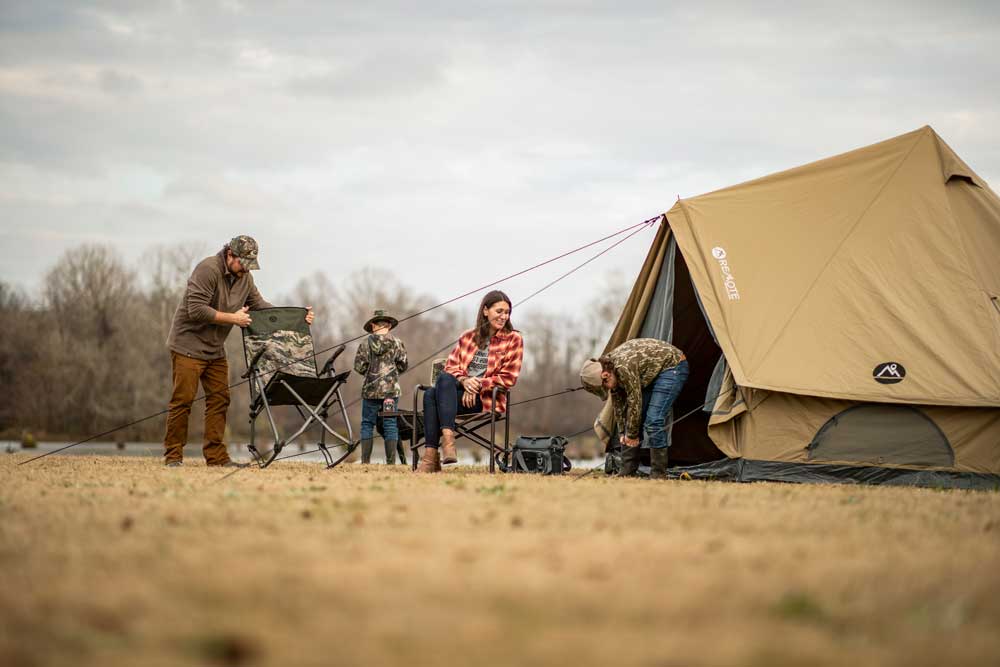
242, 307, 354, 468
401, 359, 513, 474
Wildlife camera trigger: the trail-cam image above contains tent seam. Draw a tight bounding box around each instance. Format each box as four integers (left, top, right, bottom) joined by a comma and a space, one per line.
932, 145, 1000, 394
729, 379, 999, 407
747, 129, 927, 379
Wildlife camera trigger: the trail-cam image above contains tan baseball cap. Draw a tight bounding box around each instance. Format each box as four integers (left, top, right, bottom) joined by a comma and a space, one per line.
579, 358, 603, 390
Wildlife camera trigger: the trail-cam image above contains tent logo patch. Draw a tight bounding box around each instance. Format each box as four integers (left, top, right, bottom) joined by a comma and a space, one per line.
873, 362, 906, 384
711, 247, 740, 301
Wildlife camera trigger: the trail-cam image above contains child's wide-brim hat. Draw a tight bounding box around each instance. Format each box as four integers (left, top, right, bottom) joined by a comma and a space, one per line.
364, 309, 399, 333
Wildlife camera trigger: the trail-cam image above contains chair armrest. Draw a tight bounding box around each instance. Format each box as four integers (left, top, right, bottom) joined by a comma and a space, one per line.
319, 345, 346, 377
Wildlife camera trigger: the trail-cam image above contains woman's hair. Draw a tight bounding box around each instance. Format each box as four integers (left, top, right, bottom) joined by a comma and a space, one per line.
474, 290, 514, 348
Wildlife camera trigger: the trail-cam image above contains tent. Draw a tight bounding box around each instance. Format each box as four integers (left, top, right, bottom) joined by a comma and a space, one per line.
604, 126, 1000, 488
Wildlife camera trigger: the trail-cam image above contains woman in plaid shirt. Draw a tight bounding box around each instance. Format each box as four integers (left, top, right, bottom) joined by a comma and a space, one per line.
416, 290, 524, 473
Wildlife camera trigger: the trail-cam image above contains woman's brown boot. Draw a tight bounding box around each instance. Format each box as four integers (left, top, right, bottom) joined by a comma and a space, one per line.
440, 429, 458, 464
416, 446, 441, 473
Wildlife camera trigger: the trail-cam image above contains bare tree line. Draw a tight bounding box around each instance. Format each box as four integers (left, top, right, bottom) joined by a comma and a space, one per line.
0, 243, 628, 458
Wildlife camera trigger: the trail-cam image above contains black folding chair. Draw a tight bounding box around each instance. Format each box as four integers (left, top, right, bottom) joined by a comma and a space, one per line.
400, 359, 513, 474
241, 307, 354, 468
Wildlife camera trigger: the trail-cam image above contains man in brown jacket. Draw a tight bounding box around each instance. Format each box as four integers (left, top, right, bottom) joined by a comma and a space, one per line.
163, 235, 314, 467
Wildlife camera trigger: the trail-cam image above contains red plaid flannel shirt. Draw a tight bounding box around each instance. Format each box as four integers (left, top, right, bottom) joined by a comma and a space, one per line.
444, 328, 524, 414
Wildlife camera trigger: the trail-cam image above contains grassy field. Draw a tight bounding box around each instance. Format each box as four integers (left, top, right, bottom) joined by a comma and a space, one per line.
2, 454, 999, 667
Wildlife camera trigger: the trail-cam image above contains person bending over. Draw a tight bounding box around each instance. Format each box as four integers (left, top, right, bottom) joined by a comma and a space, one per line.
163, 235, 314, 468
580, 338, 688, 479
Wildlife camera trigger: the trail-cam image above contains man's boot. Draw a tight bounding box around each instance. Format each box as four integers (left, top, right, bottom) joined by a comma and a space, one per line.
384, 440, 398, 465
620, 445, 642, 477
440, 429, 458, 465
360, 438, 374, 464
396, 440, 407, 465
416, 446, 441, 473
650, 447, 669, 480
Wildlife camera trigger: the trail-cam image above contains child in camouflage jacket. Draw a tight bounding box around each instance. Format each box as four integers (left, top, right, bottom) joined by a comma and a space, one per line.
353, 309, 409, 464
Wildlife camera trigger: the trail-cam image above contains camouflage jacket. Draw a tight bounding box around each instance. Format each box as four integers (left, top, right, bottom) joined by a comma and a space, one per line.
354, 334, 408, 399
607, 338, 685, 439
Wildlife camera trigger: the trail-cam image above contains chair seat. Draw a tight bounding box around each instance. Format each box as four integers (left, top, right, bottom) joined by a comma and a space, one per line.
407, 383, 513, 473
261, 371, 351, 406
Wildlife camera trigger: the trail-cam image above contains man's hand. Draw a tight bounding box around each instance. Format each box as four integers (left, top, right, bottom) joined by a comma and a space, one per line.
305, 306, 315, 325
462, 390, 477, 408
462, 377, 482, 394
621, 435, 640, 447
232, 306, 252, 328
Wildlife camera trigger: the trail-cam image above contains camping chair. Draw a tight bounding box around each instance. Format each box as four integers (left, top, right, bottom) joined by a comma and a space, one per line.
397, 359, 513, 474
241, 307, 354, 469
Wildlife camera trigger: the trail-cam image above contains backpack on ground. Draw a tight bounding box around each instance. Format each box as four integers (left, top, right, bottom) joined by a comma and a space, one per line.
511, 436, 572, 475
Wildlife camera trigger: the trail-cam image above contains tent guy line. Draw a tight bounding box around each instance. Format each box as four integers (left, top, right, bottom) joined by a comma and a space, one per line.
254, 223, 657, 470
334, 220, 656, 416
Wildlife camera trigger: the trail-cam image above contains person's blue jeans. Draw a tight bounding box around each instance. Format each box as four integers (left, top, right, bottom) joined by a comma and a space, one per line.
423, 373, 482, 448
640, 360, 689, 449
361, 398, 398, 441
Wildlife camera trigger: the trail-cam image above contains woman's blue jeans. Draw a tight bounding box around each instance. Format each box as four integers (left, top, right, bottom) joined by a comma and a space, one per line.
639, 360, 689, 449
361, 398, 398, 440
423, 373, 481, 448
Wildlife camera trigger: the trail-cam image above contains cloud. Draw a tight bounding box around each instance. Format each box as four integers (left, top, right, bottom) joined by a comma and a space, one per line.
1, 1, 999, 309
285, 50, 449, 99
99, 68, 143, 95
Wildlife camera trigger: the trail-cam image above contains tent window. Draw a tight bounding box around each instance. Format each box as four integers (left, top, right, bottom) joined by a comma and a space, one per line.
808, 404, 954, 467
946, 173, 980, 187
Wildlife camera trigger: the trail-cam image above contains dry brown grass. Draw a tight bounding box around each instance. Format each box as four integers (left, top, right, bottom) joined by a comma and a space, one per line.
2, 454, 999, 667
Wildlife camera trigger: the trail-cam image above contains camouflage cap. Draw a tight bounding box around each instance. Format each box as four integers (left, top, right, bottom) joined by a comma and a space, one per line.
229, 235, 261, 270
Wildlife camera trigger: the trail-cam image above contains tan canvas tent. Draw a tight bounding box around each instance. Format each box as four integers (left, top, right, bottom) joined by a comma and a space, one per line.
603, 126, 1000, 488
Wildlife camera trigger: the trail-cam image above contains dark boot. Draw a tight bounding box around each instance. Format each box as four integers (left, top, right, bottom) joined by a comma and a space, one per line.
384, 440, 397, 465
395, 440, 407, 465
650, 447, 669, 480
620, 445, 641, 477
360, 438, 374, 464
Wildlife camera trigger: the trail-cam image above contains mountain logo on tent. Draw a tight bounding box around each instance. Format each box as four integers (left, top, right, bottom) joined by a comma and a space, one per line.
712, 247, 727, 259
873, 362, 906, 384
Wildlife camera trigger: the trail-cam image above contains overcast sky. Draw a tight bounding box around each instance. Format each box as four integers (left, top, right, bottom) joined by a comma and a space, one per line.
2, 1, 998, 317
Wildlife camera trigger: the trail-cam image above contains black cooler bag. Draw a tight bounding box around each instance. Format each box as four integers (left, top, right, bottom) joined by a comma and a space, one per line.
511, 436, 572, 475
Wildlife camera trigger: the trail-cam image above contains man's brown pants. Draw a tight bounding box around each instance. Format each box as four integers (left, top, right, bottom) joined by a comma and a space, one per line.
163, 352, 231, 465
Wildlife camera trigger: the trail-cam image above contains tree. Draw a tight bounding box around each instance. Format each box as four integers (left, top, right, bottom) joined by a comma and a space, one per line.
40, 245, 141, 435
